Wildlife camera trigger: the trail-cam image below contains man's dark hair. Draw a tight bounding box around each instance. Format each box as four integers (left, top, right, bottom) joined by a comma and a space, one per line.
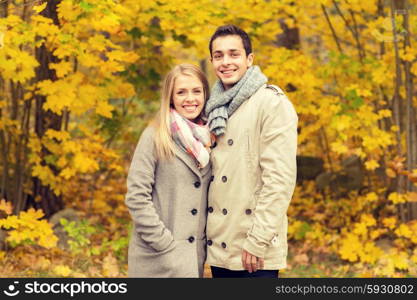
209, 24, 252, 57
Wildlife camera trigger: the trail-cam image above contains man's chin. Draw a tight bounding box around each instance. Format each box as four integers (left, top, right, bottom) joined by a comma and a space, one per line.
220, 78, 238, 88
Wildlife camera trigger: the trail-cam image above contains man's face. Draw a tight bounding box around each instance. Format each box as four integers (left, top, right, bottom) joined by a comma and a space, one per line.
211, 35, 254, 90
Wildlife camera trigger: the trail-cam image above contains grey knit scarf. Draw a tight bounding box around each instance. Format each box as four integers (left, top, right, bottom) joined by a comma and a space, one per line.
205, 65, 267, 136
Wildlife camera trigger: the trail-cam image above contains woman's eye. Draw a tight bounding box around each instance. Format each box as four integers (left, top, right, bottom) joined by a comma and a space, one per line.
194, 90, 202, 94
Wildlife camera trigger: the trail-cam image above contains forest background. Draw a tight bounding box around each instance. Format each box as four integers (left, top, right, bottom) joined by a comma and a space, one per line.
0, 0, 416, 277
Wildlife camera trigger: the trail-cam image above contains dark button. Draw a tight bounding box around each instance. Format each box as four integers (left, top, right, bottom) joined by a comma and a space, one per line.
227, 139, 233, 146
245, 209, 252, 215
222, 176, 227, 182
222, 208, 228, 215
188, 236, 195, 243
210, 175, 214, 182
194, 181, 201, 188
211, 141, 217, 149
208, 207, 213, 213
191, 209, 198, 215
221, 242, 227, 248
207, 240, 213, 246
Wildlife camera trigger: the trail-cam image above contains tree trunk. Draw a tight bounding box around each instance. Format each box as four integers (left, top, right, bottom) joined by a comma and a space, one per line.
390, 0, 406, 221
401, 1, 417, 220
29, 0, 64, 218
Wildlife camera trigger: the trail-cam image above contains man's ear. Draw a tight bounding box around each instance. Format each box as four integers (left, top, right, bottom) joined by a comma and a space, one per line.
247, 53, 254, 67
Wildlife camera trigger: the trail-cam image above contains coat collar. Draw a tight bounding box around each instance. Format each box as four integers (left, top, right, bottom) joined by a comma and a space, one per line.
173, 144, 210, 179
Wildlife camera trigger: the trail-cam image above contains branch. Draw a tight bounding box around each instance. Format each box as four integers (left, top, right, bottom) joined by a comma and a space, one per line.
321, 4, 344, 54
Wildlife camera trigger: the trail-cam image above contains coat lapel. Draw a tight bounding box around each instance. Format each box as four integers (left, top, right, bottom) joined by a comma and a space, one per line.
173, 145, 204, 179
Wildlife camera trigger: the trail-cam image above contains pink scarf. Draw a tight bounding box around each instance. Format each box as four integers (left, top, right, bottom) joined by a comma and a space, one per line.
170, 109, 212, 169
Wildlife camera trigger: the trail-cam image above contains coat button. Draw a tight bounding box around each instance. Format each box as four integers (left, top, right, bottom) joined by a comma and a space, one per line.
222, 176, 227, 182
208, 207, 213, 213
221, 242, 227, 248
227, 139, 233, 146
207, 240, 213, 246
210, 175, 214, 182
245, 209, 252, 215
222, 208, 228, 215
194, 181, 201, 188
188, 236, 195, 243
191, 209, 198, 215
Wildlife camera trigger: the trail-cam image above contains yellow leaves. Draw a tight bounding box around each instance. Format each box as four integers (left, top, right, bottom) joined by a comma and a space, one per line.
91, 13, 121, 34
395, 221, 417, 244
338, 232, 383, 264
386, 168, 396, 178
378, 109, 392, 118
46, 129, 70, 142
0, 199, 13, 215
388, 192, 407, 204
338, 233, 360, 262
54, 265, 72, 277
37, 77, 78, 115
330, 141, 349, 155
382, 217, 397, 230
364, 192, 378, 203
73, 153, 99, 173
0, 30, 4, 49
0, 208, 58, 249
33, 2, 47, 14
95, 101, 114, 119
49, 61, 73, 78
0, 48, 39, 83
395, 224, 412, 239
399, 46, 417, 62
365, 160, 379, 171
57, 0, 83, 22
391, 251, 409, 271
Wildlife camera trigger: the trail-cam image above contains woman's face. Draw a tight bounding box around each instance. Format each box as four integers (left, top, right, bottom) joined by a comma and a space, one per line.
172, 74, 205, 121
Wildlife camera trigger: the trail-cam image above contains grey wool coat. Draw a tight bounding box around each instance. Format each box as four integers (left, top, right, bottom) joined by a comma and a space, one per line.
125, 126, 211, 278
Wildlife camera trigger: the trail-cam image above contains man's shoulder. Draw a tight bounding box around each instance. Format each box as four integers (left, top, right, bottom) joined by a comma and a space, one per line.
251, 84, 287, 106
264, 84, 286, 96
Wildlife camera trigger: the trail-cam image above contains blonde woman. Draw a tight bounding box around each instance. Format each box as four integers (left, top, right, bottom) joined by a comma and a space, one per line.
125, 64, 213, 278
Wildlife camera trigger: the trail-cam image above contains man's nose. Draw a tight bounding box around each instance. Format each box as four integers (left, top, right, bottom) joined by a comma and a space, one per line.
222, 55, 231, 65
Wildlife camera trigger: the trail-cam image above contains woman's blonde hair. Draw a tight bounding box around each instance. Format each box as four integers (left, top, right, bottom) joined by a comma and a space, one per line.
152, 63, 210, 160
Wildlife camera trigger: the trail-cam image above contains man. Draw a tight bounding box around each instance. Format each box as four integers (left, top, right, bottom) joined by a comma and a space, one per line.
205, 25, 298, 278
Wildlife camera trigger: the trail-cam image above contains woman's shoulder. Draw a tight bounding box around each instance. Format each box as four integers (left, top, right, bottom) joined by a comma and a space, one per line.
141, 125, 157, 140
135, 125, 157, 152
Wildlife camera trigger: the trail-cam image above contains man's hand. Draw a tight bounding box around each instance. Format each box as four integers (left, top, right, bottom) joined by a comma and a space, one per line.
242, 249, 264, 273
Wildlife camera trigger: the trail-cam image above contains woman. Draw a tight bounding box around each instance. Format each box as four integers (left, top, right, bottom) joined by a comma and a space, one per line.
125, 64, 212, 278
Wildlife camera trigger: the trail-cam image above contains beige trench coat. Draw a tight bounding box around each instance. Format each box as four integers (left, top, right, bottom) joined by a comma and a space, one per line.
206, 84, 298, 270
125, 126, 211, 277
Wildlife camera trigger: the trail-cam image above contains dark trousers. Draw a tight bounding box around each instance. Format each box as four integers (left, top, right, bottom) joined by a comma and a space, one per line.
211, 266, 279, 278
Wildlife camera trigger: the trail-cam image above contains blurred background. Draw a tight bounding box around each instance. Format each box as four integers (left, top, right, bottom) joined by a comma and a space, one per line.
0, 0, 416, 277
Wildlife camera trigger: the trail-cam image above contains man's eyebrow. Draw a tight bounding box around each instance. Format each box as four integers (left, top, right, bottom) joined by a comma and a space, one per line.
213, 49, 240, 53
